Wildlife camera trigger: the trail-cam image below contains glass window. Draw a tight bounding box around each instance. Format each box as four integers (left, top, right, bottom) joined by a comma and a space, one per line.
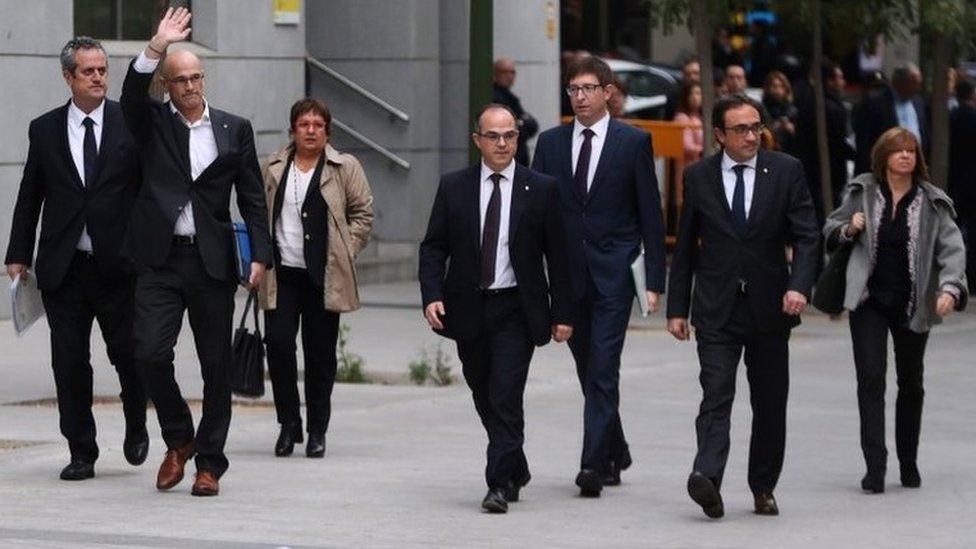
73, 0, 190, 41
618, 70, 672, 98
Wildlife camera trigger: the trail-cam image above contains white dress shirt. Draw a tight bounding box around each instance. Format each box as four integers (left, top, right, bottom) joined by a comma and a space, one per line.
720, 151, 757, 218
276, 164, 315, 269
895, 98, 922, 143
67, 99, 105, 252
133, 52, 218, 236
571, 110, 611, 191
479, 160, 517, 289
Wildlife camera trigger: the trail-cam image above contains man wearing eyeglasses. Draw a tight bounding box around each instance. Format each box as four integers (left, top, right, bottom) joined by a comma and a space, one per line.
419, 104, 573, 513
666, 94, 819, 518
532, 56, 666, 498
119, 7, 272, 497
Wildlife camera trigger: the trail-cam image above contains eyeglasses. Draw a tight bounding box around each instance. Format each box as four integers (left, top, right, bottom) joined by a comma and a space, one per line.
477, 131, 519, 143
722, 123, 765, 136
565, 84, 605, 97
168, 73, 204, 87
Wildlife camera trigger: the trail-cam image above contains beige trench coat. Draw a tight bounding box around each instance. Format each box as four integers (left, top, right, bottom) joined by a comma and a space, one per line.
258, 145, 374, 312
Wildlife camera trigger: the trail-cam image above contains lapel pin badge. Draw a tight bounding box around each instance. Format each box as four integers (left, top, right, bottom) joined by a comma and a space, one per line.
524, 185, 529, 190
763, 167, 769, 173
222, 123, 228, 129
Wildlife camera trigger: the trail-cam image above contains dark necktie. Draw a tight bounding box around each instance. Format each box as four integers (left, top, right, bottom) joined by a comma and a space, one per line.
731, 164, 747, 235
481, 173, 503, 288
574, 128, 595, 199
82, 117, 97, 186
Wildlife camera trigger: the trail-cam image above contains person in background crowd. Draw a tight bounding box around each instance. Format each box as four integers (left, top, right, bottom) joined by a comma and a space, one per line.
723, 65, 748, 96
712, 28, 743, 70
761, 71, 797, 153
854, 63, 928, 175
824, 127, 967, 494
258, 98, 374, 460
947, 67, 959, 112
673, 81, 705, 166
949, 76, 976, 293
608, 76, 629, 118
665, 57, 701, 120
492, 57, 539, 166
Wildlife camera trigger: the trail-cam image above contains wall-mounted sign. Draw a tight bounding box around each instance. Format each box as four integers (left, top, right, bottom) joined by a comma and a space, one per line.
274, 0, 300, 26
546, 1, 556, 40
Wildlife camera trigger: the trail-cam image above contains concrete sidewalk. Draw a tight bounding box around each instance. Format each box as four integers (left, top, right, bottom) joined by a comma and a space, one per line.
1, 282, 975, 547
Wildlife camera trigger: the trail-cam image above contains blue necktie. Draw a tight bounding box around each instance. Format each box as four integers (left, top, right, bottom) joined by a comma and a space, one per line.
731, 164, 747, 235
82, 117, 97, 185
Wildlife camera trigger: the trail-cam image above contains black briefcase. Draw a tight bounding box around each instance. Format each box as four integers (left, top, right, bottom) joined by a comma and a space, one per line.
812, 241, 854, 315
231, 290, 266, 397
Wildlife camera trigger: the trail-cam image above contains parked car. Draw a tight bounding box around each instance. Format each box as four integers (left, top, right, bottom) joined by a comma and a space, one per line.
605, 58, 682, 119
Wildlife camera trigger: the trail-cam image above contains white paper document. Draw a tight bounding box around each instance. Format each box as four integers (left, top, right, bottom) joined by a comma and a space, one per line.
10, 272, 44, 337
630, 249, 649, 317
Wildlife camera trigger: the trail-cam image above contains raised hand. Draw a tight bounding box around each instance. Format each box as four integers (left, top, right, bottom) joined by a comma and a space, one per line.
150, 6, 192, 52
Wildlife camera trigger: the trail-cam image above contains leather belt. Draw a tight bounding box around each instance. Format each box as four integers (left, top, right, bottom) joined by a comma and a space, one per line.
479, 286, 518, 297
172, 235, 197, 246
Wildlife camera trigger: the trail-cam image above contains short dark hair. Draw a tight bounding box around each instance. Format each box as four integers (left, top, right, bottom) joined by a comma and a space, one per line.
820, 60, 840, 84
289, 98, 331, 135
565, 55, 614, 87
60, 36, 105, 74
956, 76, 976, 102
473, 103, 517, 133
712, 93, 766, 129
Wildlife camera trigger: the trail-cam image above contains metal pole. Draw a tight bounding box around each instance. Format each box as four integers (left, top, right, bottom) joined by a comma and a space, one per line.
469, 0, 494, 164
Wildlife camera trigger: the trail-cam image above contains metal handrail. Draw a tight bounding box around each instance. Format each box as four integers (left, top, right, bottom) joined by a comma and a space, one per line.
332, 118, 411, 171
306, 55, 410, 123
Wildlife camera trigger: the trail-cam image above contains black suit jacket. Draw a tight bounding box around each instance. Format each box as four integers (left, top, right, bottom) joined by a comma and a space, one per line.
666, 150, 820, 333
5, 100, 141, 291
949, 103, 976, 218
854, 86, 929, 175
418, 164, 574, 345
532, 118, 666, 299
119, 61, 272, 281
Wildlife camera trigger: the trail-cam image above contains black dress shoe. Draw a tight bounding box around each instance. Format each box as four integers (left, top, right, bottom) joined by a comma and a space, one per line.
482, 488, 508, 513
274, 423, 304, 457
123, 429, 150, 466
900, 463, 921, 488
753, 491, 779, 516
601, 465, 621, 486
306, 432, 326, 458
60, 459, 95, 481
861, 471, 885, 494
687, 472, 724, 519
575, 469, 602, 498
503, 471, 532, 502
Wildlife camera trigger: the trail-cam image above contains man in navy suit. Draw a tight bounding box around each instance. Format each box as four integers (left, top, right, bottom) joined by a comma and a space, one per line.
532, 56, 666, 497
5, 36, 148, 481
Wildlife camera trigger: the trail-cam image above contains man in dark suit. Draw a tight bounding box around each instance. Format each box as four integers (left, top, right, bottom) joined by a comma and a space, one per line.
120, 7, 272, 497
667, 94, 819, 518
419, 104, 574, 513
492, 58, 538, 166
532, 56, 666, 497
854, 63, 928, 175
5, 36, 148, 481
949, 76, 976, 292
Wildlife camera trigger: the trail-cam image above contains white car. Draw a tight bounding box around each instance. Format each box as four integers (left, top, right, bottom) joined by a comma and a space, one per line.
605, 59, 681, 119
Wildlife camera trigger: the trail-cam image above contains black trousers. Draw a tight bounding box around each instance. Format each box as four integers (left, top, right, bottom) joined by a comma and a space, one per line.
264, 266, 340, 435
568, 275, 633, 474
133, 243, 236, 477
693, 294, 790, 494
455, 290, 535, 490
849, 302, 929, 474
39, 251, 146, 462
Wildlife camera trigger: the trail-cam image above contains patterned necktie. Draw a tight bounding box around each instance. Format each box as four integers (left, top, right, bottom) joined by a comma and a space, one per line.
574, 128, 595, 199
481, 173, 503, 288
731, 164, 747, 235
82, 117, 97, 185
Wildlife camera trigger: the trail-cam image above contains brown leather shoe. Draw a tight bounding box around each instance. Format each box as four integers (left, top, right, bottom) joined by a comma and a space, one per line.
156, 441, 195, 491
191, 470, 219, 497
754, 491, 779, 516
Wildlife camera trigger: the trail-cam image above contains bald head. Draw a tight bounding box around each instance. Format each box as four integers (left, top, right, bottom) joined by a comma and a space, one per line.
162, 50, 206, 121
494, 57, 516, 89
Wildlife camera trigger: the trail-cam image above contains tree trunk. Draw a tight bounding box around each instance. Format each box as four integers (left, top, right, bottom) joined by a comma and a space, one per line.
691, 0, 715, 153
929, 31, 951, 188
811, 0, 833, 218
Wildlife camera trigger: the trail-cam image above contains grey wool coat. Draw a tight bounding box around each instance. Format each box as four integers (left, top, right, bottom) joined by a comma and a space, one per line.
823, 173, 968, 333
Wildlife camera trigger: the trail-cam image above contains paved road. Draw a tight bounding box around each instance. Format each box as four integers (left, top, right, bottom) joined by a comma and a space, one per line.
1, 283, 974, 547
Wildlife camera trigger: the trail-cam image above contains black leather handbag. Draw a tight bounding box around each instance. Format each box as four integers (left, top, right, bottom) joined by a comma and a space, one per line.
231, 290, 266, 397
812, 241, 854, 315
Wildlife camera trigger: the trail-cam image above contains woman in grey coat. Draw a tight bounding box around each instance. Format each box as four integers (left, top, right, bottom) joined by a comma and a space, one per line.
824, 127, 968, 494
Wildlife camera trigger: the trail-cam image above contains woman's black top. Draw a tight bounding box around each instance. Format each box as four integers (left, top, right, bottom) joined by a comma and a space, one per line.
866, 182, 918, 320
